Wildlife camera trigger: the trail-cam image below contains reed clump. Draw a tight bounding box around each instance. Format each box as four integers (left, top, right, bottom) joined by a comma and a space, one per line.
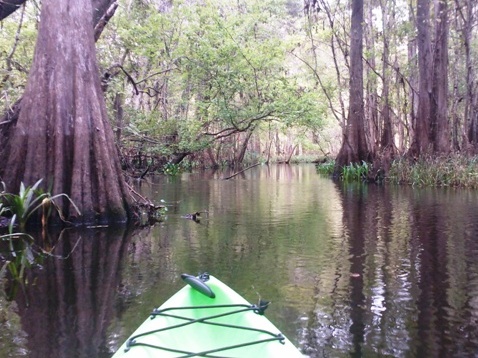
388, 154, 478, 188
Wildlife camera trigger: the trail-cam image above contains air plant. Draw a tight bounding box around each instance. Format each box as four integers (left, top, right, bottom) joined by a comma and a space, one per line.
0, 179, 81, 231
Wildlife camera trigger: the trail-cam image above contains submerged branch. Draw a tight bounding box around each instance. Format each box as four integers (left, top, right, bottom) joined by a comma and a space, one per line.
221, 163, 261, 180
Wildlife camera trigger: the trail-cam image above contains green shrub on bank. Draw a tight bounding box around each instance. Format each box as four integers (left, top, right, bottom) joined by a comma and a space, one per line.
162, 162, 182, 176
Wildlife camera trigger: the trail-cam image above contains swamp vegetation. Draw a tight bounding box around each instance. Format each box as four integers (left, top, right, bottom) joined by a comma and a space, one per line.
0, 0, 477, 276
1, 1, 478, 356
1, 0, 478, 189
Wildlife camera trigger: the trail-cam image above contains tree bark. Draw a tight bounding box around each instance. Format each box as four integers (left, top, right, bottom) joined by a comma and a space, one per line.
379, 0, 395, 151
364, 1, 379, 155
430, 0, 450, 153
235, 130, 254, 165
411, 0, 432, 156
0, 0, 116, 22
411, 0, 450, 156
457, 0, 478, 148
114, 92, 124, 143
335, 0, 368, 170
0, 0, 130, 224
92, 0, 117, 26
407, 0, 418, 153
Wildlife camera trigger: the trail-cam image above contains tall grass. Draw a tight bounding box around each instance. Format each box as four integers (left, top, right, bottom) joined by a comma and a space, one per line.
388, 154, 478, 188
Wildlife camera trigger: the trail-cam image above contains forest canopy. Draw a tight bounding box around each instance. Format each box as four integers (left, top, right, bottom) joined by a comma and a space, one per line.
1, 0, 478, 173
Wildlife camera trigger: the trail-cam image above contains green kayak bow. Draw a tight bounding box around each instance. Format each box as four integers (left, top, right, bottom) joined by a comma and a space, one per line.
112, 273, 304, 357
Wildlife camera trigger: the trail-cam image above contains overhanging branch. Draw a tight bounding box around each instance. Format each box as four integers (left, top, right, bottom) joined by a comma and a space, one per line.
204, 112, 274, 140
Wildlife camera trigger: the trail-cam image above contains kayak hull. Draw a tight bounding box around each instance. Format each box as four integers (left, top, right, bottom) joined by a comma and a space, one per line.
112, 274, 303, 357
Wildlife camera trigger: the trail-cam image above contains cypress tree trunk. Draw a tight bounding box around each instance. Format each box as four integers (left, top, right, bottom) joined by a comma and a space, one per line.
335, 0, 368, 170
380, 0, 394, 151
459, 0, 478, 149
0, 0, 130, 224
411, 0, 450, 156
364, 2, 379, 155
430, 0, 450, 153
411, 0, 432, 156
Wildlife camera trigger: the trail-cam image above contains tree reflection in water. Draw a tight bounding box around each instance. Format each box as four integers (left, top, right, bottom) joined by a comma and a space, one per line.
2, 225, 131, 358
3, 166, 478, 357
300, 183, 478, 357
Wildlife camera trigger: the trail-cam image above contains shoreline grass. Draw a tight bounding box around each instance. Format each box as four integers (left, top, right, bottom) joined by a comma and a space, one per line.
315, 154, 478, 188
387, 154, 478, 188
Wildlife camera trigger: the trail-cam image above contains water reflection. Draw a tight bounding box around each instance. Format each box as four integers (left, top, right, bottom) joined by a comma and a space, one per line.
2, 165, 478, 357
302, 183, 478, 357
1, 226, 131, 358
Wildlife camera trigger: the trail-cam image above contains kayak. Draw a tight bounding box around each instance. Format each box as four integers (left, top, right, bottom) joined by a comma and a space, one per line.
112, 273, 304, 357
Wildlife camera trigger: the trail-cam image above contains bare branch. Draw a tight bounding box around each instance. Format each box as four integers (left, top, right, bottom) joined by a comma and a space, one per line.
204, 112, 274, 140
1, 2, 25, 85
289, 50, 343, 125
104, 63, 139, 95
136, 67, 177, 85
94, 1, 118, 41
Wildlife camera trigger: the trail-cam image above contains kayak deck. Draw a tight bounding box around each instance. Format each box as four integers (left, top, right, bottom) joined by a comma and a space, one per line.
113, 274, 304, 357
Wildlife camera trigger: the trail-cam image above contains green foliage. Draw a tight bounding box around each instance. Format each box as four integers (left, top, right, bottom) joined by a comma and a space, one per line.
341, 161, 370, 182
162, 162, 182, 176
0, 179, 81, 230
1, 0, 331, 167
0, 3, 38, 104
1, 180, 44, 230
316, 160, 336, 175
0, 234, 37, 300
0, 179, 82, 300
100, 0, 326, 163
1, 211, 36, 301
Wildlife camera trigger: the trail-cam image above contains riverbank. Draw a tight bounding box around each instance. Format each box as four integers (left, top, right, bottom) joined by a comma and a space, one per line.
317, 154, 478, 188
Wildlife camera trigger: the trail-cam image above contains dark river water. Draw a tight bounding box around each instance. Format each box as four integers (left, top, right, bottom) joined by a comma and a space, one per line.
2, 164, 478, 357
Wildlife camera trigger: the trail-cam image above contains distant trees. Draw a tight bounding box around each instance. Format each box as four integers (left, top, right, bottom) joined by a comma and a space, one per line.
304, 0, 478, 173
2, 0, 478, 182
97, 0, 325, 168
411, 0, 450, 156
454, 0, 478, 148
